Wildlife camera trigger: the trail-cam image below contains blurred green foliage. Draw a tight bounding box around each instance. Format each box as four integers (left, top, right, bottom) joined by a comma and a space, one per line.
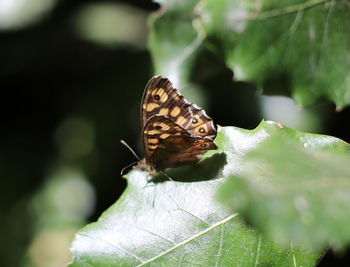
1, 0, 349, 266
217, 121, 350, 250
199, 0, 350, 109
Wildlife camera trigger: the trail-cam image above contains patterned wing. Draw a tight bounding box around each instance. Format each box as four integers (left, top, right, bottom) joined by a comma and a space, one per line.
151, 135, 217, 170
142, 115, 216, 170
141, 76, 217, 139
142, 115, 188, 163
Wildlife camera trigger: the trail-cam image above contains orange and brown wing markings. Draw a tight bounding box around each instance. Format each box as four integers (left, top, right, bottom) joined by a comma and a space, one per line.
140, 76, 174, 128
183, 105, 216, 139
142, 115, 189, 162
141, 76, 201, 131
151, 136, 217, 170
139, 76, 218, 171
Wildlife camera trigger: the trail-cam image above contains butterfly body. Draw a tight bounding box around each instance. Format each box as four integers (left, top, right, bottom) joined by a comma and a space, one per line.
136, 76, 217, 173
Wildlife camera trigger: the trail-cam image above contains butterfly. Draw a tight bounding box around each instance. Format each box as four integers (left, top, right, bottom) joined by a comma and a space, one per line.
133, 76, 217, 173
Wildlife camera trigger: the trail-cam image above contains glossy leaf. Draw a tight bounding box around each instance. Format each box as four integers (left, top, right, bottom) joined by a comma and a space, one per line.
69, 124, 320, 266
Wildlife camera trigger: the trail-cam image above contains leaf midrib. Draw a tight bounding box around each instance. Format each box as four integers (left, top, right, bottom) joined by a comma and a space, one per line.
136, 213, 239, 266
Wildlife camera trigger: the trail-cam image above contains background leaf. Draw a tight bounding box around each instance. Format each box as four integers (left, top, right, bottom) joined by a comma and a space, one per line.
149, 0, 203, 84
218, 121, 350, 250
199, 0, 350, 109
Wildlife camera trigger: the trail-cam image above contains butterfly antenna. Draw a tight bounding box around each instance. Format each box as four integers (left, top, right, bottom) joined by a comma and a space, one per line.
120, 161, 138, 177
120, 140, 141, 160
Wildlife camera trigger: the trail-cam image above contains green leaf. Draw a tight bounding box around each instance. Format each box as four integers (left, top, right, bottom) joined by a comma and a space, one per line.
148, 0, 204, 84
199, 0, 350, 109
218, 121, 350, 250
69, 148, 319, 266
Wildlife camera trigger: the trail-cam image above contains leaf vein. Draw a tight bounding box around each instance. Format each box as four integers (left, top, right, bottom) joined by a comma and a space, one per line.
78, 233, 144, 264
254, 234, 262, 267
253, 0, 330, 20
132, 225, 176, 245
136, 213, 239, 267
214, 223, 225, 267
167, 193, 211, 226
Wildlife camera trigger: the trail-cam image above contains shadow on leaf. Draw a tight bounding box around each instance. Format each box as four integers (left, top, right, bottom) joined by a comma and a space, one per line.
152, 152, 227, 183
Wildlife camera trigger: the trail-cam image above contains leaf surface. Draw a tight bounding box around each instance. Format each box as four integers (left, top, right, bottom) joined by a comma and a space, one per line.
70, 122, 320, 266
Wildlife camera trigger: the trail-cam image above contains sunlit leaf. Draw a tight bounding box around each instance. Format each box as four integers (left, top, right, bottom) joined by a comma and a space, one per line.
69, 122, 321, 266
218, 121, 350, 250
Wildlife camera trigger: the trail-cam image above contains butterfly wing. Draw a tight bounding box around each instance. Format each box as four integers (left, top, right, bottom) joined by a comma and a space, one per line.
142, 115, 188, 163
142, 115, 216, 170
141, 76, 217, 139
152, 135, 217, 170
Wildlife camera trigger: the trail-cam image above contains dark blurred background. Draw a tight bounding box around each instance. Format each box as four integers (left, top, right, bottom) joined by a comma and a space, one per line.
0, 0, 349, 266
